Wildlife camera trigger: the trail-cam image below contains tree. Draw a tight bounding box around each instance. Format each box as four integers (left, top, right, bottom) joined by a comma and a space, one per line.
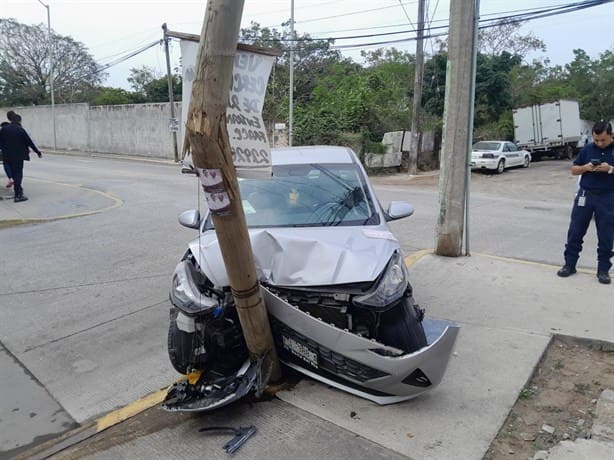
90, 87, 137, 106
127, 65, 182, 103
473, 52, 522, 126
127, 66, 159, 97
479, 20, 546, 58
566, 48, 614, 122
0, 18, 103, 106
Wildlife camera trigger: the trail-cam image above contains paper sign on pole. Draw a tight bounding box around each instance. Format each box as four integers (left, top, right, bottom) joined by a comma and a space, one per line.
180, 40, 274, 178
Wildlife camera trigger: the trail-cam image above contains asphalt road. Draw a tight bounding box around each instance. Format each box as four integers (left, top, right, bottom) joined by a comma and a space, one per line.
0, 154, 587, 457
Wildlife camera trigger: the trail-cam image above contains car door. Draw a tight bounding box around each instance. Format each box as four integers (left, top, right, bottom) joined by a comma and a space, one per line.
505, 142, 521, 167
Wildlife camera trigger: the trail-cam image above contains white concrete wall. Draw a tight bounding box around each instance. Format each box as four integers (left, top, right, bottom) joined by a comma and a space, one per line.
382, 130, 434, 154
364, 152, 402, 168
88, 103, 180, 158
4, 102, 181, 159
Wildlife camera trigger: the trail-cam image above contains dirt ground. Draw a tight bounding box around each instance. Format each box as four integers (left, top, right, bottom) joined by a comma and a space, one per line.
484, 335, 614, 460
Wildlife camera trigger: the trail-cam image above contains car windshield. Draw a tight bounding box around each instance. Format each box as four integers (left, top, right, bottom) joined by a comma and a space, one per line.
473, 141, 501, 151
205, 163, 379, 229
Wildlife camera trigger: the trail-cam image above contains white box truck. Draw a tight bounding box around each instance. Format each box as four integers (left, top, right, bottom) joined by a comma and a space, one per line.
512, 100, 583, 161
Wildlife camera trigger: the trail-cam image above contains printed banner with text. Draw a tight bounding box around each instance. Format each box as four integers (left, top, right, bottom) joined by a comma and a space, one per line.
180, 40, 274, 178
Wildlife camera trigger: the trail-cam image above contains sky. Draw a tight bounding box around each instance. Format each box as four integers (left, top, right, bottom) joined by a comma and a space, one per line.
2, 0, 613, 90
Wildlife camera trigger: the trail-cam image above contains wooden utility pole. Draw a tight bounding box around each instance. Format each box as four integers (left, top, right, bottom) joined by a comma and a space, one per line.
435, 0, 477, 256
408, 0, 426, 175
185, 0, 280, 380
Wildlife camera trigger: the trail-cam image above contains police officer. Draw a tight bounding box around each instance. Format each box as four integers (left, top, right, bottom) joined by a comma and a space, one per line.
558, 120, 614, 284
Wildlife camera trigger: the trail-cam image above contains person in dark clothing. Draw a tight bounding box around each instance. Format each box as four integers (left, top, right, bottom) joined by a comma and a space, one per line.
557, 121, 614, 284
0, 121, 14, 187
0, 114, 43, 202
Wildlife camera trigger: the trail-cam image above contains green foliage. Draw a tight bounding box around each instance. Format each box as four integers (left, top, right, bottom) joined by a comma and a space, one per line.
474, 52, 522, 126
127, 66, 181, 103
518, 388, 535, 399
90, 87, 137, 106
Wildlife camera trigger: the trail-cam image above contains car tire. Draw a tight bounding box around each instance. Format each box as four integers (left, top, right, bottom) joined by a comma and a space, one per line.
377, 295, 428, 353
496, 159, 505, 174
167, 309, 193, 374
523, 156, 530, 168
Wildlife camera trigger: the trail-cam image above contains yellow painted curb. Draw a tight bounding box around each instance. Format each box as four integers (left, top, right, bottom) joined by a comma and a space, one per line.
96, 388, 168, 432
404, 248, 433, 267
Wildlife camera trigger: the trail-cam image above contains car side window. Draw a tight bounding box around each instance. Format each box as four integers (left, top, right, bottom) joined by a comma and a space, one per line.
503, 144, 509, 152
507, 143, 518, 152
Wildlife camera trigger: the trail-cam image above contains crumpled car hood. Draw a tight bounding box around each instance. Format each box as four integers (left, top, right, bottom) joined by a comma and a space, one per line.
189, 227, 400, 287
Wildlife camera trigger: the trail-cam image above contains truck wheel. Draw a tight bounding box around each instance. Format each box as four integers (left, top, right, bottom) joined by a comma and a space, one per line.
496, 159, 505, 174
564, 144, 574, 160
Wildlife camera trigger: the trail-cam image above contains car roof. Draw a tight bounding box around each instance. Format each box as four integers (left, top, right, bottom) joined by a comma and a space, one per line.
270, 146, 357, 166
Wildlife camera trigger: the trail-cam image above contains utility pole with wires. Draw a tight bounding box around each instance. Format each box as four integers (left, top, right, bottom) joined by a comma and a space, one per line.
288, 0, 295, 146
408, 0, 425, 176
185, 0, 280, 382
435, 0, 478, 257
162, 23, 179, 162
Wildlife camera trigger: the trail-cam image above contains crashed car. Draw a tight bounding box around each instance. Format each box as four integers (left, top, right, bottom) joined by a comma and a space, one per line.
163, 146, 458, 412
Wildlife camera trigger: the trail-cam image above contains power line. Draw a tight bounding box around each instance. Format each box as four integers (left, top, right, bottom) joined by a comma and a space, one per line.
90, 0, 610, 77
255, 0, 610, 51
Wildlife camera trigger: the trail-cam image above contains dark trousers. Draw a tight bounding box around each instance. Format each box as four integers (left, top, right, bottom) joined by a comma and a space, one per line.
3, 161, 11, 179
564, 191, 614, 272
7, 159, 24, 197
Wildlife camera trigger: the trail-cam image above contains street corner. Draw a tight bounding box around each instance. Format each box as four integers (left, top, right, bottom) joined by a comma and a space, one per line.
0, 178, 122, 227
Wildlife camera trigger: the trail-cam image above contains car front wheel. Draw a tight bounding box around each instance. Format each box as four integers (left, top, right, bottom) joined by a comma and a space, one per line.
496, 159, 505, 174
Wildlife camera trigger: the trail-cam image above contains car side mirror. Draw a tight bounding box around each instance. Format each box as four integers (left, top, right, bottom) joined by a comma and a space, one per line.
178, 209, 201, 229
385, 201, 414, 221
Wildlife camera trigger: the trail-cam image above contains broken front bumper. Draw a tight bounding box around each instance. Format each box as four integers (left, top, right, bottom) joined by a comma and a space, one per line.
262, 286, 459, 405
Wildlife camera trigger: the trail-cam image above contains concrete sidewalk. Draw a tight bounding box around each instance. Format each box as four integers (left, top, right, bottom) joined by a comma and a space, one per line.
0, 176, 121, 225
3, 155, 613, 459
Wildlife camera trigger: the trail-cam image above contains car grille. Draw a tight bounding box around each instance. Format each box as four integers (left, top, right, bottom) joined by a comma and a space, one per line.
271, 318, 388, 382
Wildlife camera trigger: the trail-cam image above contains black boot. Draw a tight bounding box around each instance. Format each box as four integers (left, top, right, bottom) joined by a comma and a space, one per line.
14, 195, 28, 203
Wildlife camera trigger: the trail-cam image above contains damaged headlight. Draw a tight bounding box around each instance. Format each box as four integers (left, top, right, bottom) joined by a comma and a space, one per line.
170, 260, 219, 315
353, 251, 408, 309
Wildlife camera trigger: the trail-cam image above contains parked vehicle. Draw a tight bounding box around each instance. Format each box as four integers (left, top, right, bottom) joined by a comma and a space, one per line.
471, 141, 531, 173
513, 100, 583, 161
163, 146, 458, 412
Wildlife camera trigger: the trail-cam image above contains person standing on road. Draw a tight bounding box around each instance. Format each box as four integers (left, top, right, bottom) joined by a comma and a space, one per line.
557, 120, 614, 284
0, 113, 43, 203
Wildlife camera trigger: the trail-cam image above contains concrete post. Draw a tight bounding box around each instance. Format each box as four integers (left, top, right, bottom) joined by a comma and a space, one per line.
435, 0, 477, 256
